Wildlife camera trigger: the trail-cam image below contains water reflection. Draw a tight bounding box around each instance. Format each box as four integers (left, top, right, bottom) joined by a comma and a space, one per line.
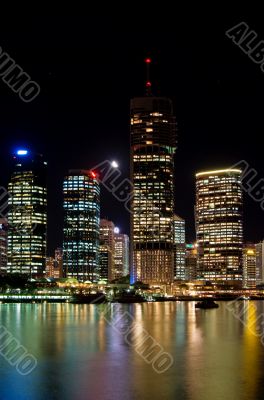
1, 302, 264, 400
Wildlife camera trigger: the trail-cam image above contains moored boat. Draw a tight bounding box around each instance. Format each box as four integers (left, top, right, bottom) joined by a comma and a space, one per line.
195, 299, 219, 309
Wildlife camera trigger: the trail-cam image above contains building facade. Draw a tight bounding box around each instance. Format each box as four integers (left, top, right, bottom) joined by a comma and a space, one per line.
45, 248, 63, 279
243, 244, 256, 289
99, 219, 115, 281
63, 170, 100, 282
45, 257, 55, 279
113, 230, 129, 280
7, 150, 47, 276
185, 243, 197, 281
195, 169, 243, 284
0, 218, 8, 273
54, 247, 63, 278
173, 214, 186, 280
130, 96, 177, 285
256, 240, 264, 285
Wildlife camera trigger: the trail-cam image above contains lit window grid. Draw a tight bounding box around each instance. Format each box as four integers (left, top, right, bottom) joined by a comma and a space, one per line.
196, 171, 243, 281
63, 173, 100, 282
243, 248, 256, 288
7, 168, 47, 274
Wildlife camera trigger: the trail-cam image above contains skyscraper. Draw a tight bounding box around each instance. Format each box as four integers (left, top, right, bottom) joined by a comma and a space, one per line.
7, 150, 47, 276
130, 69, 177, 285
256, 240, 264, 285
99, 219, 115, 281
45, 248, 63, 279
185, 243, 197, 281
0, 218, 7, 273
243, 244, 256, 289
113, 229, 129, 279
63, 170, 100, 282
173, 214, 186, 280
45, 256, 55, 278
54, 247, 63, 278
195, 168, 243, 284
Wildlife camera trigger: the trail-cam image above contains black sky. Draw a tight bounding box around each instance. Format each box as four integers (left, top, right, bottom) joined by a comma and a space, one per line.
1, 11, 264, 255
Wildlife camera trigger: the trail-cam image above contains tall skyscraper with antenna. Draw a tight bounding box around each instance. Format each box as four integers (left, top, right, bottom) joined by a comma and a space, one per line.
130, 59, 177, 285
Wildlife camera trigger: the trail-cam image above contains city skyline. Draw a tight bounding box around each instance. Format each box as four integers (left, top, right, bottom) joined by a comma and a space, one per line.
1, 14, 264, 255
2, 13, 264, 400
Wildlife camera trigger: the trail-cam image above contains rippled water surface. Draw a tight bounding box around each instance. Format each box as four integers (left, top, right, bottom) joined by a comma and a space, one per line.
1, 301, 264, 400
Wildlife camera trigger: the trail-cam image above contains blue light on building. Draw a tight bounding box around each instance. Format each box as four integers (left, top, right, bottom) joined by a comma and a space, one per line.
16, 150, 28, 156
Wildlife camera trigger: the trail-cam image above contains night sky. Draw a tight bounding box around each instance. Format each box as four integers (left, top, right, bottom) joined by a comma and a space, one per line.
1, 11, 264, 255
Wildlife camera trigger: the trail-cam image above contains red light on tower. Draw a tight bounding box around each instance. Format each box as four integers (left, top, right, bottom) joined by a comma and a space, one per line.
91, 171, 96, 178
145, 57, 152, 95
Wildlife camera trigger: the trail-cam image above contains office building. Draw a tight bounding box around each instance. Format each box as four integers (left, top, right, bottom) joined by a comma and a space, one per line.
54, 247, 63, 279
130, 78, 177, 285
243, 244, 256, 289
173, 214, 186, 280
99, 219, 115, 281
113, 229, 129, 280
195, 169, 243, 284
7, 150, 47, 276
0, 218, 7, 273
256, 240, 264, 285
45, 257, 55, 279
185, 243, 197, 281
63, 170, 100, 282
45, 248, 63, 279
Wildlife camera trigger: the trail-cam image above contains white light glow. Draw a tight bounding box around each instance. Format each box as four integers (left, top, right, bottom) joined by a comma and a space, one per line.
111, 161, 119, 168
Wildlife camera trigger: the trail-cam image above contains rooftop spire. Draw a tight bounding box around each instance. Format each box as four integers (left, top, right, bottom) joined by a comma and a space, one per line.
145, 57, 152, 96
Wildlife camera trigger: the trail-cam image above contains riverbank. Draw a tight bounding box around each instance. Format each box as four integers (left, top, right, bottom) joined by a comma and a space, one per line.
1, 293, 264, 303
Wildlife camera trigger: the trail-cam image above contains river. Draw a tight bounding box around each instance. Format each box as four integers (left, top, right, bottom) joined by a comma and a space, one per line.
1, 301, 264, 400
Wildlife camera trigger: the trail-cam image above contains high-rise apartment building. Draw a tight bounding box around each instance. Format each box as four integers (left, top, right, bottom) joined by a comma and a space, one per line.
7, 150, 47, 276
195, 169, 243, 284
130, 91, 177, 285
63, 170, 100, 282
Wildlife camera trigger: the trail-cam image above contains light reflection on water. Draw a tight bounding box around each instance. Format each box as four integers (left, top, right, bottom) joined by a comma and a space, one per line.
1, 302, 264, 400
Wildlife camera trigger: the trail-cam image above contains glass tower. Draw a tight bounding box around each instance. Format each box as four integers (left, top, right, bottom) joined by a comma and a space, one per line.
130, 97, 177, 285
63, 170, 100, 282
195, 169, 243, 283
7, 150, 47, 276
173, 214, 186, 280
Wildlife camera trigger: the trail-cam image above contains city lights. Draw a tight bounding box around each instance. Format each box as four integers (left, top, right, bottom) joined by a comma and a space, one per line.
16, 149, 28, 155
131, 96, 177, 285
195, 168, 243, 284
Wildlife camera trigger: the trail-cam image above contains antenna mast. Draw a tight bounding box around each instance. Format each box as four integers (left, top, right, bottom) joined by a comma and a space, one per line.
145, 57, 152, 96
